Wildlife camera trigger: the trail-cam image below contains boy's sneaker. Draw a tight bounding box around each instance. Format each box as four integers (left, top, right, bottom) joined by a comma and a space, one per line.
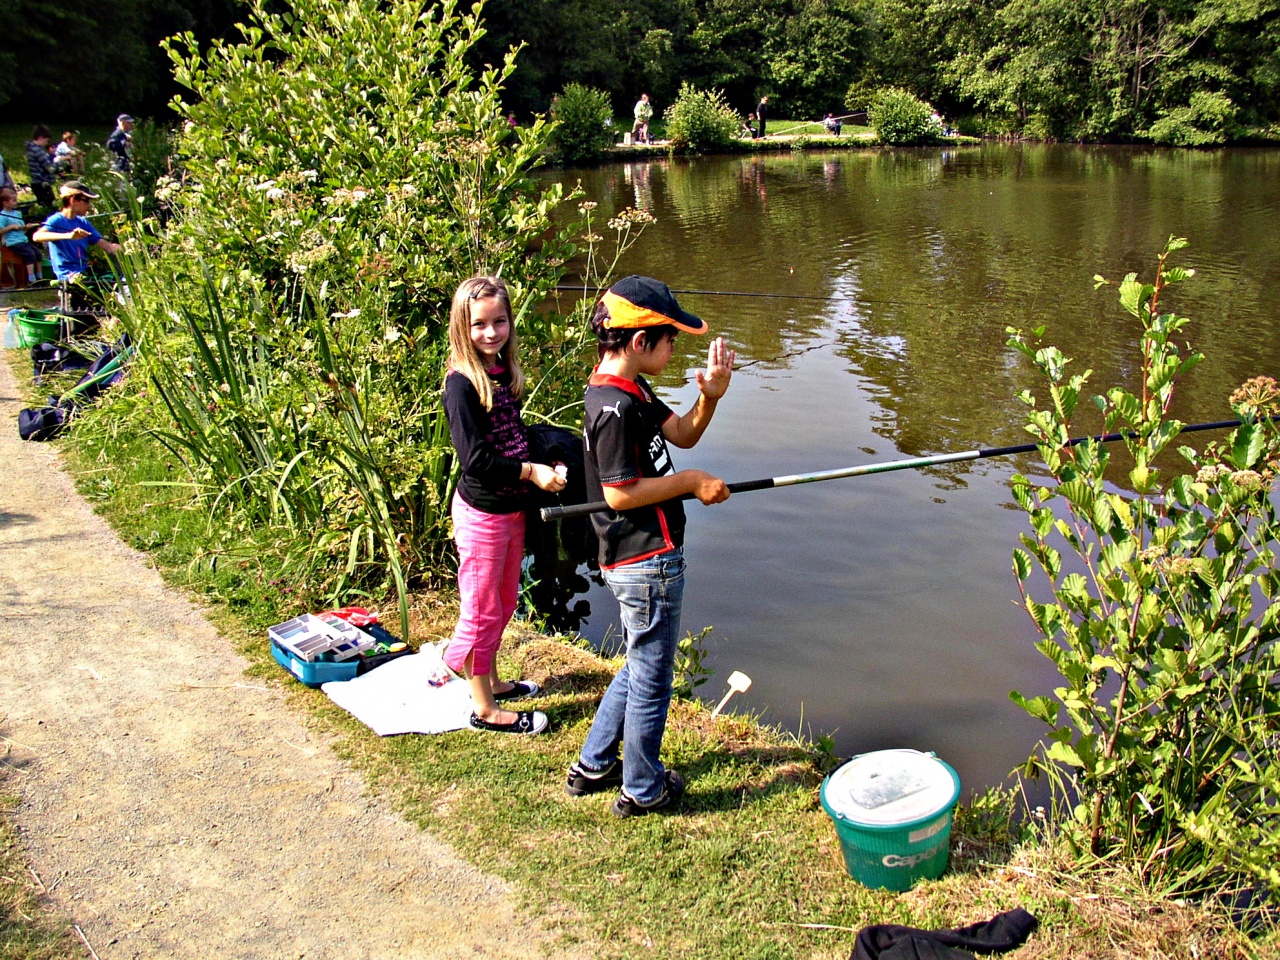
611, 770, 684, 818
565, 759, 623, 797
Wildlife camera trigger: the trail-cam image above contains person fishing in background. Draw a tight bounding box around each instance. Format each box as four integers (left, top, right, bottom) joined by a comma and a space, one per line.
564, 275, 735, 817
632, 93, 653, 144
441, 275, 567, 736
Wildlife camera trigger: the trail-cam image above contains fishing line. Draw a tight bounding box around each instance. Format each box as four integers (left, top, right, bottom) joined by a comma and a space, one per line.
771, 111, 866, 136
552, 284, 951, 309
540, 417, 1267, 521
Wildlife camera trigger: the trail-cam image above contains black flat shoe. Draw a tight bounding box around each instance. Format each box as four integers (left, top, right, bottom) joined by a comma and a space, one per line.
469, 710, 549, 735
492, 679, 540, 701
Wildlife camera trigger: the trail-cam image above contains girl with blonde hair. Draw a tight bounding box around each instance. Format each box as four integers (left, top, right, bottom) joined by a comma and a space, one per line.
441, 276, 566, 734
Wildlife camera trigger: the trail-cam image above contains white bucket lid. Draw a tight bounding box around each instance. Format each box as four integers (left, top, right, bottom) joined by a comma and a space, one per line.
824, 749, 958, 826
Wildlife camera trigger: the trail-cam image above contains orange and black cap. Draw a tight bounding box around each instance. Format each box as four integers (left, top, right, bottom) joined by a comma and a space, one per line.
602, 276, 707, 335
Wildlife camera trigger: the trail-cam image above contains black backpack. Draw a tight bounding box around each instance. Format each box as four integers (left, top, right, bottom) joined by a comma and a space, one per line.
525, 423, 595, 568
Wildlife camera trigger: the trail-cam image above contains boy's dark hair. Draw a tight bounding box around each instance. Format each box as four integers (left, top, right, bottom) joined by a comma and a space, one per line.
32, 125, 51, 140
590, 299, 676, 357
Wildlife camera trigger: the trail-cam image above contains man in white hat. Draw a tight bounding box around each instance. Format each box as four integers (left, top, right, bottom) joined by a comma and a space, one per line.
33, 181, 122, 281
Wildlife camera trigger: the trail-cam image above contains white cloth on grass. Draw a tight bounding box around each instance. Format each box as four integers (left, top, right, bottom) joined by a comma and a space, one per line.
323, 644, 472, 735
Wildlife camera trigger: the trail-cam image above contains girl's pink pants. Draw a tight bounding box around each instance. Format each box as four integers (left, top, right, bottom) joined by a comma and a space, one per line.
444, 492, 525, 677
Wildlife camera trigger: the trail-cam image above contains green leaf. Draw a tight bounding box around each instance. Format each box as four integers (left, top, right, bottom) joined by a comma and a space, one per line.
1009, 691, 1060, 725
1117, 276, 1151, 319
1013, 548, 1033, 582
1046, 739, 1084, 768
1230, 424, 1265, 469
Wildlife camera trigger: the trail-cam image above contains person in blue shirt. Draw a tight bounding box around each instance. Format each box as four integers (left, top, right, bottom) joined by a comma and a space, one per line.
32, 181, 121, 280
1, 186, 43, 285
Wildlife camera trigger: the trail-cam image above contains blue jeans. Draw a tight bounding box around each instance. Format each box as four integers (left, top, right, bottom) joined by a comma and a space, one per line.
579, 549, 685, 804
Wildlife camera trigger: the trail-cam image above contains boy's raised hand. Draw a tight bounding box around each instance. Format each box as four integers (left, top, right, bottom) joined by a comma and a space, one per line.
694, 336, 735, 400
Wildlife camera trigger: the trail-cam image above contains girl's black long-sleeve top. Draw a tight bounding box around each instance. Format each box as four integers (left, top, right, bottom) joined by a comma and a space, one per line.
443, 368, 531, 514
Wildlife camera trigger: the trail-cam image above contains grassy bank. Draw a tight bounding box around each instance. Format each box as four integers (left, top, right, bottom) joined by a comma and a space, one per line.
1, 338, 1274, 959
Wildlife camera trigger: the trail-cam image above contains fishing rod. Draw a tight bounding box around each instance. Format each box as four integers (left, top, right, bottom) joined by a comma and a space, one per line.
539, 418, 1254, 521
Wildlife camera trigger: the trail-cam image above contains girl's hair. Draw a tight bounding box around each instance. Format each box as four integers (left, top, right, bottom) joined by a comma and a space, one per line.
0, 186, 15, 202
447, 275, 524, 410
61, 131, 76, 143
590, 299, 676, 358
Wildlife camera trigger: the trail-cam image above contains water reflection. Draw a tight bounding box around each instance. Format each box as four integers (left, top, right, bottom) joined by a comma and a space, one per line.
533, 144, 1280, 796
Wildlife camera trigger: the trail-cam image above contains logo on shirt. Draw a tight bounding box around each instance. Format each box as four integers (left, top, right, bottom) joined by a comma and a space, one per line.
649, 434, 672, 475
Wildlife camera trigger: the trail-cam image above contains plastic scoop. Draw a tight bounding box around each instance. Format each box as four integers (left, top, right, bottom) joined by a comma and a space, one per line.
711, 670, 753, 717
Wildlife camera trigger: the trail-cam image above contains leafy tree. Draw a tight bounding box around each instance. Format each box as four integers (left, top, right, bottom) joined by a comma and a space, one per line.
947, 0, 1091, 138
0, 0, 241, 119
766, 0, 872, 119
863, 0, 1280, 141
635, 28, 680, 107
1145, 90, 1241, 145
861, 0, 974, 113
687, 0, 772, 113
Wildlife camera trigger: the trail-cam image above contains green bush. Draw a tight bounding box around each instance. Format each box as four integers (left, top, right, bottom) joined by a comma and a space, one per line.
1145, 91, 1241, 146
662, 83, 740, 153
1008, 238, 1280, 897
549, 83, 615, 163
119, 119, 179, 218
867, 87, 940, 146
108, 0, 583, 635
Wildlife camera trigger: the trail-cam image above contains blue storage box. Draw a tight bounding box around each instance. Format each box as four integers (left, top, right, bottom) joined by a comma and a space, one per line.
270, 634, 412, 687
271, 638, 361, 687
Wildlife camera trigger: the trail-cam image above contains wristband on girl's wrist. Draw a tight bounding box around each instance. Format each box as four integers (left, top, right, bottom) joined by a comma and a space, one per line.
521, 462, 531, 481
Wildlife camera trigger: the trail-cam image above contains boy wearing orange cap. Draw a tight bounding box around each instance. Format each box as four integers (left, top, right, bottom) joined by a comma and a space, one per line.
565, 275, 735, 817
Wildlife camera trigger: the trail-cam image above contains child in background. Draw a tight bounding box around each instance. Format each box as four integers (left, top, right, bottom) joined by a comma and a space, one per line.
565, 275, 734, 816
25, 125, 57, 210
0, 187, 44, 285
55, 132, 84, 175
442, 275, 567, 735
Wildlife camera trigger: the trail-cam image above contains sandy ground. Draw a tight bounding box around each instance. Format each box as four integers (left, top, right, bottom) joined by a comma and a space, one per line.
0, 352, 587, 958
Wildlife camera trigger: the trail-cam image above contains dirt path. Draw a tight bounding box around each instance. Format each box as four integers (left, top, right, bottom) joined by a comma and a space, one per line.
0, 353, 585, 959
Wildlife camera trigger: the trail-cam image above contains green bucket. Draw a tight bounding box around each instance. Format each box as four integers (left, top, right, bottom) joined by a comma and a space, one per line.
820, 749, 961, 891
13, 308, 69, 348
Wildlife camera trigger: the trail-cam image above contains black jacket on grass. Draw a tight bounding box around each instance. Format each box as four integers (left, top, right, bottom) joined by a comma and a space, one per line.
852, 908, 1037, 960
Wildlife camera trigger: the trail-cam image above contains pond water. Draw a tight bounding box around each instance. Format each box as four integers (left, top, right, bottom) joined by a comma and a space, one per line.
536, 143, 1280, 798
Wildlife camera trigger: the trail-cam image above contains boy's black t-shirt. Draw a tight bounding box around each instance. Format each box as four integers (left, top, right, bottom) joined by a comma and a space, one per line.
583, 371, 682, 569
